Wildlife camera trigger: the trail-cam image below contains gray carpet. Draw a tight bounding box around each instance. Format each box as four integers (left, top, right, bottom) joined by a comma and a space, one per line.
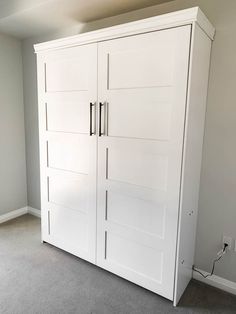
0, 215, 236, 314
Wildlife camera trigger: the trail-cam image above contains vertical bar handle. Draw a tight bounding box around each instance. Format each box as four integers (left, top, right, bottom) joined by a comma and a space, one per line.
99, 102, 105, 136
89, 102, 96, 136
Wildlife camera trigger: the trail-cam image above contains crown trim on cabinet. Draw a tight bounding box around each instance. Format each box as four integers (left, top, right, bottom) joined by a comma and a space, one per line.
34, 7, 215, 53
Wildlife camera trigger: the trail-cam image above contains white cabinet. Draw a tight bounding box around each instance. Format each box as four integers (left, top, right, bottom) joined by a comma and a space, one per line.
35, 7, 215, 305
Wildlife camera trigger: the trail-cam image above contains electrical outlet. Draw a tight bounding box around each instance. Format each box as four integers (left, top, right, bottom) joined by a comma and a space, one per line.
223, 235, 232, 250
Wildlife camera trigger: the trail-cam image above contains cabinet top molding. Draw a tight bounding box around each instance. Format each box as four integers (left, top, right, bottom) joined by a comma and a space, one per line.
34, 7, 215, 53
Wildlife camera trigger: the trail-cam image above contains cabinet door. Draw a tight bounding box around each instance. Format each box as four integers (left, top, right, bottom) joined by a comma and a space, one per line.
38, 44, 97, 263
97, 26, 191, 300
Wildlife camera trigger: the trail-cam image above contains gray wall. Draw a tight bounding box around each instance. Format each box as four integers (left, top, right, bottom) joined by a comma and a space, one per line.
22, 0, 236, 282
22, 38, 40, 210
0, 33, 27, 215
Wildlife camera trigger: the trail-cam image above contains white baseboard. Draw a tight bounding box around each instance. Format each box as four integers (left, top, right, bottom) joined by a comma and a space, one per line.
0, 207, 28, 224
193, 268, 236, 296
0, 206, 41, 224
28, 206, 41, 218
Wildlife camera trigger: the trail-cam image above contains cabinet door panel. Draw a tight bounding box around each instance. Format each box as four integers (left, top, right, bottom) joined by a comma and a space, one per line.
106, 191, 165, 237
106, 145, 168, 190
45, 54, 89, 92
47, 134, 89, 174
48, 172, 88, 213
106, 232, 163, 282
108, 44, 174, 89
38, 44, 97, 262
106, 89, 172, 140
49, 205, 88, 252
46, 99, 88, 134
97, 26, 191, 300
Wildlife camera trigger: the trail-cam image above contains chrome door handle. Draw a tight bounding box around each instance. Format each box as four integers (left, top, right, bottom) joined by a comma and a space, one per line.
99, 102, 105, 137
89, 102, 96, 136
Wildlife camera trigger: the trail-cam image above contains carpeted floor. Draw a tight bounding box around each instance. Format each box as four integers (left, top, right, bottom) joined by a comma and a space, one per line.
0, 214, 236, 314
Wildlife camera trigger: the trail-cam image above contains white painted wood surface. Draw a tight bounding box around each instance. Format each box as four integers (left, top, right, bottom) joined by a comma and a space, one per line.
173, 24, 212, 306
97, 26, 191, 300
37, 44, 97, 263
35, 8, 214, 305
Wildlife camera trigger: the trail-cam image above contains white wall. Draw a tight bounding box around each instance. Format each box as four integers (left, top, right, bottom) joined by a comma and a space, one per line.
0, 32, 27, 215
22, 0, 236, 283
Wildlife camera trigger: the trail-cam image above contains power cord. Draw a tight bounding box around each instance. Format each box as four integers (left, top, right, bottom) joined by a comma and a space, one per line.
192, 243, 228, 279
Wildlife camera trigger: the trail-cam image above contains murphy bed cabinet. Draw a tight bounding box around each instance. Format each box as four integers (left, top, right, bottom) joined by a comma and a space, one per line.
35, 7, 215, 305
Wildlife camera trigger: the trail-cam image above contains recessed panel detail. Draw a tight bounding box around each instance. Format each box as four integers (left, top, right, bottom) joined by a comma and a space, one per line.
46, 101, 89, 134
108, 47, 174, 90
106, 232, 163, 282
45, 57, 89, 92
48, 174, 88, 213
106, 191, 165, 237
47, 135, 89, 174
107, 90, 172, 140
50, 207, 88, 251
107, 148, 168, 190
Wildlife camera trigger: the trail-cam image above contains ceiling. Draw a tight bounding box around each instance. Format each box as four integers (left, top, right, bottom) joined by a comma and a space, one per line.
0, 0, 174, 39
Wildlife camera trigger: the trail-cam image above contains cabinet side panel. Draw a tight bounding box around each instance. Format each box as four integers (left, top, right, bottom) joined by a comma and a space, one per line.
36, 54, 48, 241
174, 24, 212, 305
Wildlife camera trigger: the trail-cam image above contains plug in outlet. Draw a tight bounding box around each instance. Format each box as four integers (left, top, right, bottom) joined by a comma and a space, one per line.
223, 235, 232, 250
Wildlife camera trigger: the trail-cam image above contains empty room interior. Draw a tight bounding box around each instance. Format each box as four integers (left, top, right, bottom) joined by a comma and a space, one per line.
1, 0, 236, 313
